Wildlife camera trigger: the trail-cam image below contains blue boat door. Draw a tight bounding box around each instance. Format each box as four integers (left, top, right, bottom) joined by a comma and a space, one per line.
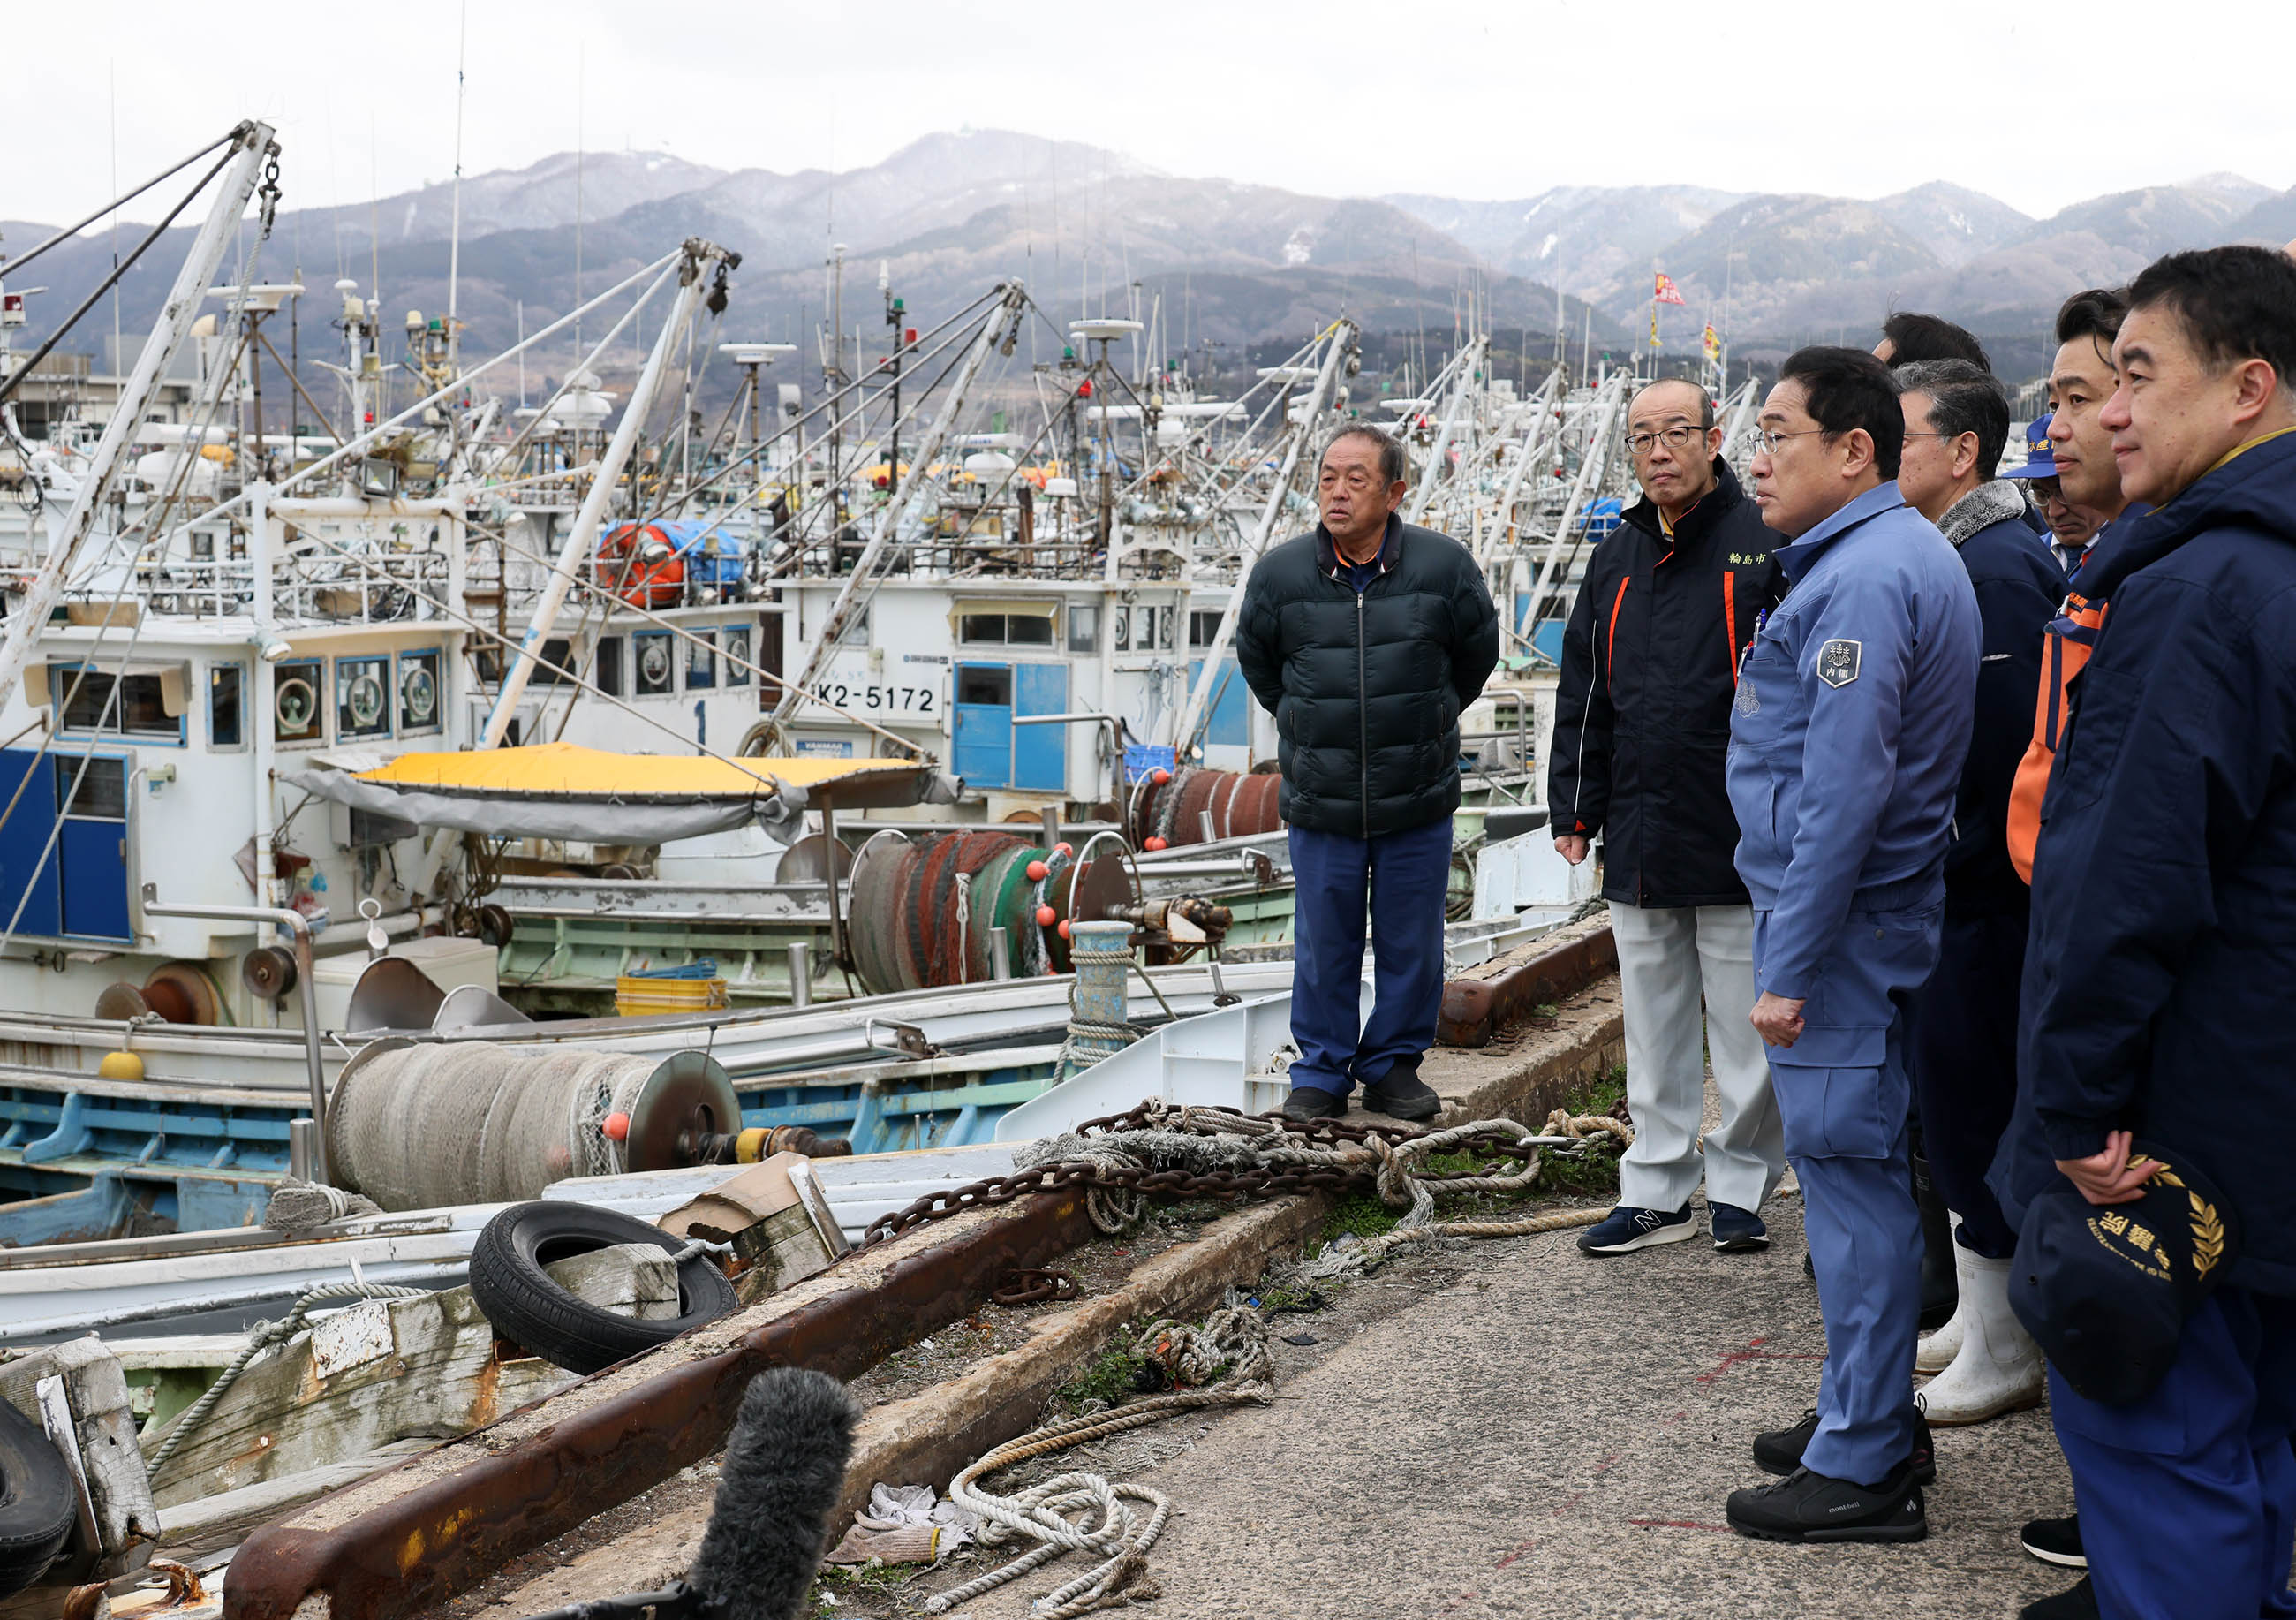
952, 662, 1067, 790
0, 749, 131, 942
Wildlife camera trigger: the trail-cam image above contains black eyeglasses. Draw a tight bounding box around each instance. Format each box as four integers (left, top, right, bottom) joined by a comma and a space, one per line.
1625, 424, 1707, 458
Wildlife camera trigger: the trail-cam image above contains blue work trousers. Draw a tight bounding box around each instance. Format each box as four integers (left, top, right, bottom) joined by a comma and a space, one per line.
1756, 889, 1941, 1485
2052, 1288, 2296, 1620
1287, 816, 1452, 1096
1907, 905, 2028, 1258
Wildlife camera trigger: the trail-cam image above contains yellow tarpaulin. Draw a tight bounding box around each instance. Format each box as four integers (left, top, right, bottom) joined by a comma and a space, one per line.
355, 741, 918, 799
282, 743, 938, 844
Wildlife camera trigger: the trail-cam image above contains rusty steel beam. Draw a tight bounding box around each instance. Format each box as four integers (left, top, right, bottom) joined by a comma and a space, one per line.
1437, 925, 1616, 1048
222, 1191, 1098, 1620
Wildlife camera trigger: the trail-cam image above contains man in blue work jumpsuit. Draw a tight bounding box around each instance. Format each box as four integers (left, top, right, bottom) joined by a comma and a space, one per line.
1720, 346, 1979, 1543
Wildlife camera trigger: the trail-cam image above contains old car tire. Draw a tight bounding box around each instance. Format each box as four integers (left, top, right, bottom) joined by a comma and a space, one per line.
0, 1397, 76, 1600
469, 1201, 735, 1375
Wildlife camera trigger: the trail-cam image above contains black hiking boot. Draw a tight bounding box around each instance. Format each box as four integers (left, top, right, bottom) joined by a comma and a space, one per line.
1362, 1072, 1439, 1121
1753, 1408, 1934, 1485
1726, 1462, 1926, 1544
1281, 1086, 1347, 1123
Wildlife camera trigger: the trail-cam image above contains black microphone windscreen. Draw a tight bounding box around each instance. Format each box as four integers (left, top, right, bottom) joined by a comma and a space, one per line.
686, 1367, 860, 1620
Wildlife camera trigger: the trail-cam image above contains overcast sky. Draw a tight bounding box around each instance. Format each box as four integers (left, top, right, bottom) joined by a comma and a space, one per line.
13, 0, 2296, 229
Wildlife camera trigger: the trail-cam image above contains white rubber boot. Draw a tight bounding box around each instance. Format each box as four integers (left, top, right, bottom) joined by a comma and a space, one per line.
1915, 1222, 1974, 1374
1915, 1252, 2045, 1426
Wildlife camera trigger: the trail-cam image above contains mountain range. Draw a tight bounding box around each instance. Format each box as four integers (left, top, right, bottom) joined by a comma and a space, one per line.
7, 129, 2294, 404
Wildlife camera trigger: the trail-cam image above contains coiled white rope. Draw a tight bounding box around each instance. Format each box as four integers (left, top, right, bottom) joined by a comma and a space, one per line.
925, 1302, 1273, 1617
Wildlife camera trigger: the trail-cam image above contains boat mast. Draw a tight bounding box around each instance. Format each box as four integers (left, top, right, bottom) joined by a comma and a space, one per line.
0, 120, 276, 713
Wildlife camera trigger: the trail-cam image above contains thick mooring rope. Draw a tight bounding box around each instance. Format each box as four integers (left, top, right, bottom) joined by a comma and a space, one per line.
924, 1302, 1274, 1617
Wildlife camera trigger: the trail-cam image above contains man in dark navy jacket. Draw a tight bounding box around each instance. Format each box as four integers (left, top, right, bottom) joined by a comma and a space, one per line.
1549, 380, 1788, 1257
1890, 360, 2066, 1427
2000, 245, 2296, 1620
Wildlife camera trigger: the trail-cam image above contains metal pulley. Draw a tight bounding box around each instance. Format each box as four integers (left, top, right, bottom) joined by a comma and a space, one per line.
241, 944, 299, 1001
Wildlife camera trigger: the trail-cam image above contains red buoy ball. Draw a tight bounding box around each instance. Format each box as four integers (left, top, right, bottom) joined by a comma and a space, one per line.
1026, 859, 1049, 881
1152, 768, 1171, 785
1054, 842, 1073, 858
602, 1112, 631, 1142
1057, 920, 1072, 939
1144, 836, 1168, 851
1036, 904, 1058, 927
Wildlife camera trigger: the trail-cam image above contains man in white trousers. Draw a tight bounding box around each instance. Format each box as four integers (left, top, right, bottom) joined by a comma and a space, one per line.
1547, 379, 1789, 1253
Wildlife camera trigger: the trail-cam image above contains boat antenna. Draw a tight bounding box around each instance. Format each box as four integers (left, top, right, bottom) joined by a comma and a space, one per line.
448, 0, 468, 371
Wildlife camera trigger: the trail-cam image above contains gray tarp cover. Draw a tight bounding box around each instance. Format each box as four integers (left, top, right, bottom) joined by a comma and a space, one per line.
281, 768, 806, 842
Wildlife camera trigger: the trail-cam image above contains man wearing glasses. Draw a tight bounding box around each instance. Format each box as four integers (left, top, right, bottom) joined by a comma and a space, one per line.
1550, 379, 1787, 1258
1237, 425, 1499, 1124
1721, 348, 1979, 1544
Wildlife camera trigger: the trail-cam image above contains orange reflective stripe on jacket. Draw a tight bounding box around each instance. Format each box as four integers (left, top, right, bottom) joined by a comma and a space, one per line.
2008, 589, 2110, 883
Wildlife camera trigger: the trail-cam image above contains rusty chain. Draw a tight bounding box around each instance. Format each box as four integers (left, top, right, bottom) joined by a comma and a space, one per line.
854, 1107, 1546, 1251
991, 1267, 1084, 1307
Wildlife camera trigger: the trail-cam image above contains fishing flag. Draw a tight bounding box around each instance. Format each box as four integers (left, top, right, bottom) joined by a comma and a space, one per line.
1703, 324, 1723, 362
1654, 272, 1687, 306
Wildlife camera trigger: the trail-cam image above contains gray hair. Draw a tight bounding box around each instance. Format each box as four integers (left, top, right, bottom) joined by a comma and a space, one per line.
1321, 423, 1407, 485
1896, 359, 2010, 481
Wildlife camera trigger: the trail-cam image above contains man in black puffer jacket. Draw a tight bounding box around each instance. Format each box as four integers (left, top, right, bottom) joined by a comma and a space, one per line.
1548, 379, 1789, 1258
1236, 423, 1499, 1123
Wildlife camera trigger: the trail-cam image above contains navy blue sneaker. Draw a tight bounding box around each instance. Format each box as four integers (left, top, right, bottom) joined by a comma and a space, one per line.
1710, 1203, 1770, 1253
1577, 1203, 1696, 1255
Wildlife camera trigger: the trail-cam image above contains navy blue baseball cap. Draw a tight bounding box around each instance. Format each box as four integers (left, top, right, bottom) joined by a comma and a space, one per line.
2002, 415, 2058, 481
2009, 1141, 2239, 1406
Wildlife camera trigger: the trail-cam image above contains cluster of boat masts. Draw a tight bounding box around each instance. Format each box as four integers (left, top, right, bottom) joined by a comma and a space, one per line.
0, 118, 1683, 1329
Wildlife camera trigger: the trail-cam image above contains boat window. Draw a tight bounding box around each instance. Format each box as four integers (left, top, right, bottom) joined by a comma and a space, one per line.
209, 662, 246, 748
398, 649, 442, 732
722, 624, 751, 687
961, 612, 1055, 647
336, 655, 393, 739
1113, 608, 1131, 652
532, 637, 577, 687
634, 631, 675, 696
1190, 610, 1226, 648
49, 662, 181, 740
957, 665, 1012, 706
594, 635, 624, 697
274, 659, 324, 744
1068, 605, 1099, 654
686, 628, 716, 690
55, 754, 127, 820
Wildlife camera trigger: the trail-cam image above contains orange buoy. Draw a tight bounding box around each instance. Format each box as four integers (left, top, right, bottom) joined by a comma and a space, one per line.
1026, 859, 1049, 881
1144, 836, 1167, 851
1151, 768, 1171, 784
1057, 920, 1072, 939
1036, 904, 1057, 927
1054, 842, 1073, 858
603, 1112, 631, 1142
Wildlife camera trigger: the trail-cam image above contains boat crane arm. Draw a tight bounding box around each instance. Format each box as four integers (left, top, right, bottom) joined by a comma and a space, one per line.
480, 239, 736, 750
1402, 336, 1489, 526
767, 284, 1029, 738
1166, 318, 1358, 754
0, 121, 276, 715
